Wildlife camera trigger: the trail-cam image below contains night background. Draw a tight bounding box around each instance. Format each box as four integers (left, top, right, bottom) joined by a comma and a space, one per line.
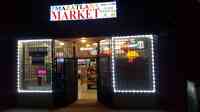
0, 0, 187, 111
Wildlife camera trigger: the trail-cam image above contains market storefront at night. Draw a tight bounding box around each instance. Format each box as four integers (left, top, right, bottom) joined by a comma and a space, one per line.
16, 34, 158, 108
12, 0, 162, 108
0, 0, 179, 110
0, 0, 180, 110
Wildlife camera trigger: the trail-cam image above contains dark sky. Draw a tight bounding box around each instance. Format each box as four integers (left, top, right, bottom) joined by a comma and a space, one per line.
0, 0, 175, 35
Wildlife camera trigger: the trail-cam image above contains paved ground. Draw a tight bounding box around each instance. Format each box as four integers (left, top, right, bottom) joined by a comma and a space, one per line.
3, 99, 167, 112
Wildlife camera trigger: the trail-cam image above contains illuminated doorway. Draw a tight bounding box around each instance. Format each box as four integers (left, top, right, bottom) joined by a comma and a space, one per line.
54, 37, 110, 101
78, 58, 97, 100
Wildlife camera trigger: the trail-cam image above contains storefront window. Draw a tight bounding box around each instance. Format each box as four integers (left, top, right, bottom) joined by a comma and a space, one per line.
100, 39, 111, 56
112, 35, 156, 93
54, 40, 74, 58
17, 39, 52, 93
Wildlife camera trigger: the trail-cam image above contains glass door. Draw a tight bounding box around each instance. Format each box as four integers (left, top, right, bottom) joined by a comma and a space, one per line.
53, 40, 78, 106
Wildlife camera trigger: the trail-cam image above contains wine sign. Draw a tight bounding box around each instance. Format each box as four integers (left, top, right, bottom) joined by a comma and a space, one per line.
36, 67, 48, 77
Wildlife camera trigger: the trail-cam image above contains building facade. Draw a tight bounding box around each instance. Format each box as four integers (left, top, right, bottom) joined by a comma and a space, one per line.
0, 0, 179, 111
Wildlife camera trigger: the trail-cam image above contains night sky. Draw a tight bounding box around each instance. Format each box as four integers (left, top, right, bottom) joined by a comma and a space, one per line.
0, 0, 175, 35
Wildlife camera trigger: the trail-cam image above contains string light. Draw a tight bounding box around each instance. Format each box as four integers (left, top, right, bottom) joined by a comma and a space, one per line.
17, 39, 53, 93
111, 35, 156, 93
17, 35, 157, 94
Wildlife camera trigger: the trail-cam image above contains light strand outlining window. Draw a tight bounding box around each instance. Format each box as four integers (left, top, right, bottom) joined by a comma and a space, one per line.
111, 35, 156, 93
17, 39, 53, 93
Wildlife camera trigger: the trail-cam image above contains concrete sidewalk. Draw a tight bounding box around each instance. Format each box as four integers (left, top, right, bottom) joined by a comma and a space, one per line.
3, 100, 167, 112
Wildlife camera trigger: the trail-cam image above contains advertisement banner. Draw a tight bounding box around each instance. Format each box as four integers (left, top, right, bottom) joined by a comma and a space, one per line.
50, 1, 117, 21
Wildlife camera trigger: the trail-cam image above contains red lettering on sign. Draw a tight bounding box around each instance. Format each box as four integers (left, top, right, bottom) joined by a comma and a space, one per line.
52, 11, 60, 20
70, 10, 76, 20
63, 11, 69, 20
86, 10, 91, 19
78, 10, 85, 19
95, 9, 99, 18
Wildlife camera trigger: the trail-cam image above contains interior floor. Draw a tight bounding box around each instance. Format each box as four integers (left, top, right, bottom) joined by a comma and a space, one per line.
77, 58, 97, 100
78, 81, 97, 100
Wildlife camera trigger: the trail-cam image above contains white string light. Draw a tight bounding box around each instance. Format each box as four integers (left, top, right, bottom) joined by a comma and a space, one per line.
111, 35, 156, 93
17, 36, 157, 94
17, 39, 53, 93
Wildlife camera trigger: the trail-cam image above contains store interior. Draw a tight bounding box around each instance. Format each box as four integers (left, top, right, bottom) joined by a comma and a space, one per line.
55, 37, 111, 100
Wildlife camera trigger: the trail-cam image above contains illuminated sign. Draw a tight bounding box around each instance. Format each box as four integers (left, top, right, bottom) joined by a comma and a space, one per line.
50, 1, 117, 21
129, 40, 144, 49
127, 50, 140, 63
36, 67, 48, 77
57, 58, 64, 63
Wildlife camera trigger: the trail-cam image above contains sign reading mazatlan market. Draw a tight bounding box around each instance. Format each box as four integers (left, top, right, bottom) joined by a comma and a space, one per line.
50, 1, 117, 21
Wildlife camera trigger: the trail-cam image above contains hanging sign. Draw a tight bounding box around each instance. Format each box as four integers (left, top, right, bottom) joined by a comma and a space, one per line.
50, 1, 117, 21
128, 40, 144, 49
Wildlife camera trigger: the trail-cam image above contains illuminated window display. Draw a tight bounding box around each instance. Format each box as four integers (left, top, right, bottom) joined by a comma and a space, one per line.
17, 39, 53, 93
17, 35, 156, 94
112, 35, 156, 93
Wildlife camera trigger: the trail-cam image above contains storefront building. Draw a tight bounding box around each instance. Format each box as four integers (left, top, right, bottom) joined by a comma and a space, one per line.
14, 1, 160, 108
0, 0, 178, 110
16, 34, 158, 107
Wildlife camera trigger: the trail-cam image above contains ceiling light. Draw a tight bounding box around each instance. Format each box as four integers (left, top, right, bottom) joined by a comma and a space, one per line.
81, 38, 87, 43
86, 44, 90, 47
59, 42, 64, 46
